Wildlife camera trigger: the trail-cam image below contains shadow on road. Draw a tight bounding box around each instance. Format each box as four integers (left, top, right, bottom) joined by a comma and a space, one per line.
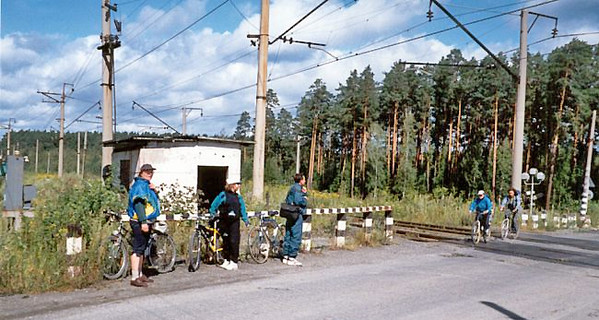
480, 301, 527, 320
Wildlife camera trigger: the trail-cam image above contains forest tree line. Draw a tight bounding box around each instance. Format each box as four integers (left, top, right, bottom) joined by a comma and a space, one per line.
234, 39, 599, 210
3, 39, 597, 210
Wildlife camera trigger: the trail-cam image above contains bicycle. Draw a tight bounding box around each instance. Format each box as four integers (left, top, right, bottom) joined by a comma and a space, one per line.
500, 209, 520, 240
101, 211, 177, 280
247, 211, 286, 264
188, 215, 224, 272
471, 210, 489, 244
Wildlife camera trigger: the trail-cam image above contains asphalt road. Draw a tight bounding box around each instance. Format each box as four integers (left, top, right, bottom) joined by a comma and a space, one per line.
2, 231, 599, 320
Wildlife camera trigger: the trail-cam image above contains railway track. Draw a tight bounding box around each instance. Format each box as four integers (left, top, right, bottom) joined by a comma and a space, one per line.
394, 220, 599, 269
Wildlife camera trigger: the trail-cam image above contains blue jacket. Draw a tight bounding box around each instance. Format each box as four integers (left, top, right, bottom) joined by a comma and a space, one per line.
127, 177, 160, 222
209, 191, 249, 224
470, 195, 493, 213
286, 183, 308, 213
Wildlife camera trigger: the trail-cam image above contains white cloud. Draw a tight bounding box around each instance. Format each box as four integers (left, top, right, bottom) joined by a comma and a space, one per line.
1, 0, 597, 136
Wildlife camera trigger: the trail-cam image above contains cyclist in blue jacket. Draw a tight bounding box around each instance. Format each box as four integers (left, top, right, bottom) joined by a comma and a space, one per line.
127, 164, 161, 287
469, 190, 493, 236
209, 178, 249, 271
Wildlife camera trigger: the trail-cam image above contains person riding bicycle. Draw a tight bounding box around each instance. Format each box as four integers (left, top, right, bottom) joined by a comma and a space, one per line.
500, 188, 521, 234
209, 178, 249, 271
469, 190, 493, 236
127, 164, 161, 287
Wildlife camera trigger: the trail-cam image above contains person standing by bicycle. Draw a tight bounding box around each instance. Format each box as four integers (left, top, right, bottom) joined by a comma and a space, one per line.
209, 178, 249, 271
469, 190, 493, 236
282, 173, 308, 267
500, 188, 521, 234
127, 164, 161, 287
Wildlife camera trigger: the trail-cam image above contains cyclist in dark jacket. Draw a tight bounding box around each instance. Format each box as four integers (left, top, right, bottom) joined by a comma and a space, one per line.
500, 188, 522, 233
209, 178, 249, 271
282, 173, 308, 266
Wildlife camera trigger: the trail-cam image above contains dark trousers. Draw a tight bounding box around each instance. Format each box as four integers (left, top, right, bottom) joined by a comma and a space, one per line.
219, 218, 240, 263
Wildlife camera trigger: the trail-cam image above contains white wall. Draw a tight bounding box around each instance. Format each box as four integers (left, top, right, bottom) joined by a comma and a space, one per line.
113, 143, 242, 193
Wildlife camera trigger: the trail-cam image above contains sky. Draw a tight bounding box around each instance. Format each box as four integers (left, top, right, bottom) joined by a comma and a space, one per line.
1, 0, 598, 137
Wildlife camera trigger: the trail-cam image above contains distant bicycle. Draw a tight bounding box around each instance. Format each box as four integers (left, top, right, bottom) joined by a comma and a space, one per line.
470, 210, 489, 244
500, 209, 520, 240
247, 211, 285, 264
188, 215, 224, 272
101, 211, 177, 280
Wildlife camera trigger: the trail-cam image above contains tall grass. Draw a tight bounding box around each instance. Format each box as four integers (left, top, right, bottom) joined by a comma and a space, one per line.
0, 176, 124, 294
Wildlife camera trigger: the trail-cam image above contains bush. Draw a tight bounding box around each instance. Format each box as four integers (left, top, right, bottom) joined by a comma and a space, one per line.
0, 175, 125, 294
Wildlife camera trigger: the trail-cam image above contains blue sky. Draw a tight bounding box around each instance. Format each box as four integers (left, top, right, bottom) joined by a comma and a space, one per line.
1, 0, 598, 136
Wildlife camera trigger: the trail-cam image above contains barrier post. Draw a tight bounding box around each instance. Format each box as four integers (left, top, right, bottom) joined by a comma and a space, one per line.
301, 212, 312, 252
363, 211, 373, 241
335, 210, 347, 248
384, 209, 394, 241
66, 224, 82, 277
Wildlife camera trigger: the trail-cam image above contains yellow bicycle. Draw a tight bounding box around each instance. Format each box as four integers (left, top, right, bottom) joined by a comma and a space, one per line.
188, 215, 224, 272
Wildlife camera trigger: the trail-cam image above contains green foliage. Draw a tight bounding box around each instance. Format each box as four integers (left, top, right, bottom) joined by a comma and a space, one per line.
0, 176, 124, 294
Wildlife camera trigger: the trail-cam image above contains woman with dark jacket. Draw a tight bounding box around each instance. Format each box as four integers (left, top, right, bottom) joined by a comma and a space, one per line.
209, 178, 249, 271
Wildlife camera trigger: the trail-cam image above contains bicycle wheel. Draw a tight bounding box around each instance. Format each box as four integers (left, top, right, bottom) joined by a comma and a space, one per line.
148, 234, 176, 273
471, 220, 481, 244
248, 226, 270, 264
100, 235, 129, 280
188, 231, 202, 272
500, 218, 510, 240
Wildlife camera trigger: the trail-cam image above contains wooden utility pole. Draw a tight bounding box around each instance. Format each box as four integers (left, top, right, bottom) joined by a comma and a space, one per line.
37, 83, 71, 177
99, 0, 120, 179
47, 152, 50, 174
181, 107, 203, 135
58, 83, 72, 177
252, 0, 269, 200
77, 132, 81, 175
35, 139, 39, 173
1, 118, 15, 157
82, 131, 88, 177
492, 94, 499, 202
580, 110, 596, 221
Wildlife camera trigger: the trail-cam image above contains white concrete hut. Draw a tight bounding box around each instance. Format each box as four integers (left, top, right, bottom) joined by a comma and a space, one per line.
108, 135, 252, 212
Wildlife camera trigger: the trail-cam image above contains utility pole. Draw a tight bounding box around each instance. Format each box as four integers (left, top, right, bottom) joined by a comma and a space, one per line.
37, 83, 72, 177
77, 132, 81, 175
251, 0, 269, 200
580, 110, 596, 223
511, 10, 528, 192
510, 10, 558, 191
47, 152, 50, 174
296, 136, 301, 174
58, 83, 72, 177
1, 118, 15, 157
181, 107, 203, 135
35, 139, 39, 173
98, 0, 120, 180
82, 131, 88, 177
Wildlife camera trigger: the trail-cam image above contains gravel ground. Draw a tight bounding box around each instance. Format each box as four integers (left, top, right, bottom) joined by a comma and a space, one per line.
2, 233, 599, 320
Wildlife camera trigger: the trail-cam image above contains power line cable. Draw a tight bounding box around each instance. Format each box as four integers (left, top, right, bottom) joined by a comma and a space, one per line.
155, 0, 560, 111
229, 0, 258, 30
76, 0, 230, 92
503, 31, 599, 55
122, 0, 183, 45
115, 0, 230, 74
65, 101, 101, 129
